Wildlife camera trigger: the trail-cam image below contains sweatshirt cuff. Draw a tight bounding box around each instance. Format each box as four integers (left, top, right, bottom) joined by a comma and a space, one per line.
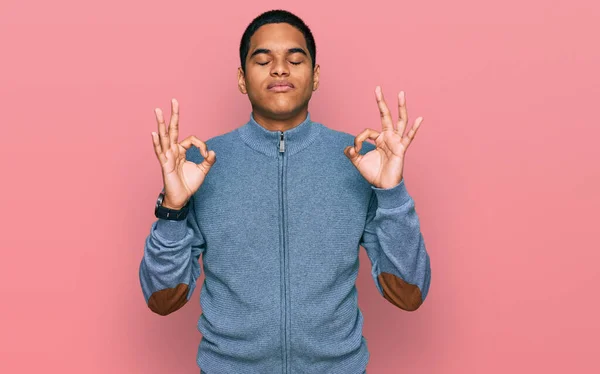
371, 178, 411, 209
154, 218, 189, 242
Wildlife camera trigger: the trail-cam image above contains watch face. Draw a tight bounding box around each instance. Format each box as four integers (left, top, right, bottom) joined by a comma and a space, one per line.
155, 192, 164, 215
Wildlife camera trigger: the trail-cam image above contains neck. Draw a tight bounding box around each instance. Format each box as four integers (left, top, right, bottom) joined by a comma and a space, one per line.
250, 106, 309, 132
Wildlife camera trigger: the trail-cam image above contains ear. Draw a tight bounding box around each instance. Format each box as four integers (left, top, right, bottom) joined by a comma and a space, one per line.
237, 67, 247, 94
312, 64, 320, 91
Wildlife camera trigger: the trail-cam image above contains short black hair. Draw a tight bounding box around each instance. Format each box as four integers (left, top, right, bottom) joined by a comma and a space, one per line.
239, 9, 316, 73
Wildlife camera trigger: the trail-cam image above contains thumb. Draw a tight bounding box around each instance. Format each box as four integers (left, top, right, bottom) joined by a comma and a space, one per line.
200, 150, 216, 171
344, 145, 361, 166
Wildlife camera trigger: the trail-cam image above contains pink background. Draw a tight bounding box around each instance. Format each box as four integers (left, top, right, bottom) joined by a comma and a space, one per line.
1, 0, 599, 373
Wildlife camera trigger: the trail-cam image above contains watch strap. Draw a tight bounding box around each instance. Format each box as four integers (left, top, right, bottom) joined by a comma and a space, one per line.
155, 190, 191, 221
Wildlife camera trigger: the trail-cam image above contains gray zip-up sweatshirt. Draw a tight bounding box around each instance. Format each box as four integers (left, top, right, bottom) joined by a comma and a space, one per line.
139, 112, 432, 374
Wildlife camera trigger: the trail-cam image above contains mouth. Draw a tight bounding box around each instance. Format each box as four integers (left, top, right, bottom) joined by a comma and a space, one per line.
268, 81, 294, 92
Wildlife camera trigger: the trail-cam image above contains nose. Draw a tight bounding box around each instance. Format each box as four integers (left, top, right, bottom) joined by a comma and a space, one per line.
270, 58, 290, 77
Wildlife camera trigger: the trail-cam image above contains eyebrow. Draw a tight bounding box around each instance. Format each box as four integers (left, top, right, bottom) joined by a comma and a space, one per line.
249, 47, 308, 59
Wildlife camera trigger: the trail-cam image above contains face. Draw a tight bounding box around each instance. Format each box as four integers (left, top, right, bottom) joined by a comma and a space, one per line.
238, 23, 320, 119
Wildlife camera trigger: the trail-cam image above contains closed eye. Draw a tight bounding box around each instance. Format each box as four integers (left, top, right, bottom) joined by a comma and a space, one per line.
256, 61, 302, 66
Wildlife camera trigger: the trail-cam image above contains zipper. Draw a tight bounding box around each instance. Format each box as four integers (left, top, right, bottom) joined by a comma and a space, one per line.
278, 130, 289, 373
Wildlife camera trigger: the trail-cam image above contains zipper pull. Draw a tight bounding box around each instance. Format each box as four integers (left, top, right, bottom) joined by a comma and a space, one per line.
279, 131, 285, 153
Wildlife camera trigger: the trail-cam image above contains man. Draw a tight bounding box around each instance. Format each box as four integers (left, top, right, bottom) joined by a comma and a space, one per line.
139, 9, 431, 374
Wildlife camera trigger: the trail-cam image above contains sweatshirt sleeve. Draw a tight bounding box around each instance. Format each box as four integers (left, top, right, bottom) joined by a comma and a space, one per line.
139, 194, 206, 316
359, 178, 431, 311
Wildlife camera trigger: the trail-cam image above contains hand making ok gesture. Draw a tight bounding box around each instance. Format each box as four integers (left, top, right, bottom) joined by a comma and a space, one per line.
344, 86, 423, 189
152, 98, 217, 209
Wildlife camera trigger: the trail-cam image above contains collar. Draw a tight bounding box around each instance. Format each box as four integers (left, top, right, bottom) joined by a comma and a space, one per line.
237, 112, 320, 157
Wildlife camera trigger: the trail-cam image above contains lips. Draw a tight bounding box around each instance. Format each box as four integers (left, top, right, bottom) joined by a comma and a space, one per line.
268, 81, 294, 89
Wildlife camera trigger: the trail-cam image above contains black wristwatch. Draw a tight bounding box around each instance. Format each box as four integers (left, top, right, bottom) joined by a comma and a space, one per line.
154, 190, 191, 221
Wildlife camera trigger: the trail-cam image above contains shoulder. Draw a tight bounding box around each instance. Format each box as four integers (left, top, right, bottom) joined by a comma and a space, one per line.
185, 129, 237, 163
316, 122, 377, 153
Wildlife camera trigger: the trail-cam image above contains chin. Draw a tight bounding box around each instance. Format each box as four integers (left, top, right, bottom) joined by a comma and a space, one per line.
261, 99, 296, 114
250, 94, 308, 119
269, 104, 295, 114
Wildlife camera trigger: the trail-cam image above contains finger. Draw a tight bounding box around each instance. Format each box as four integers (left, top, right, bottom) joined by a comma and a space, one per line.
404, 117, 423, 146
168, 98, 180, 145
344, 145, 363, 166
199, 150, 217, 171
375, 86, 395, 131
151, 131, 168, 165
397, 91, 408, 136
179, 135, 209, 158
179, 136, 217, 172
155, 108, 170, 154
354, 128, 380, 153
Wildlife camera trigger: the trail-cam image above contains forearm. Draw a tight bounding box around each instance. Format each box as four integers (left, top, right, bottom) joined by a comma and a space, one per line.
139, 218, 203, 316
363, 179, 432, 311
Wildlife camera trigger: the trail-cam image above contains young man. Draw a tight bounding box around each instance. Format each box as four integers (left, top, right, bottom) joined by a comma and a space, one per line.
140, 9, 431, 374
